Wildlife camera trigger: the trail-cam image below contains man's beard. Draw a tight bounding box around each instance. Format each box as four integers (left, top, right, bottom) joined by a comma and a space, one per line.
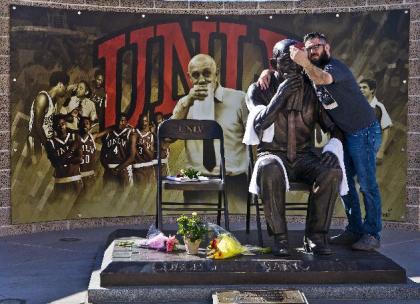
310, 50, 330, 67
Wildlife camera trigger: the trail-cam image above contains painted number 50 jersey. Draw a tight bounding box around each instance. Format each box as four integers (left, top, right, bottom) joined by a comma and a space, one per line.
80, 133, 97, 173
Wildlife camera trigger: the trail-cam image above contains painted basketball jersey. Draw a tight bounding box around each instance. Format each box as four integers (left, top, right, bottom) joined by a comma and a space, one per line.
102, 128, 131, 164
80, 133, 97, 172
135, 130, 154, 164
29, 91, 56, 139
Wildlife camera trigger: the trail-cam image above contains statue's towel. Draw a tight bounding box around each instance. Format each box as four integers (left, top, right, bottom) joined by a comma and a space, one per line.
322, 138, 349, 196
242, 105, 274, 145
248, 154, 290, 195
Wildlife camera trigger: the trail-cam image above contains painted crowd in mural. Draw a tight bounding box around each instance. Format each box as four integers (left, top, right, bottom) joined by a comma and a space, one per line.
10, 6, 408, 223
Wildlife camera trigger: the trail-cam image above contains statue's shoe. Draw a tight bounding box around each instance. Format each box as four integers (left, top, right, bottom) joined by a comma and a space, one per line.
304, 234, 333, 255
272, 234, 290, 257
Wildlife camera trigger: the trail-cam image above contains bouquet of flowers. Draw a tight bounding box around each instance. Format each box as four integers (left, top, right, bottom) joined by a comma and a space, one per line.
138, 225, 179, 252
206, 223, 247, 259
205, 224, 271, 258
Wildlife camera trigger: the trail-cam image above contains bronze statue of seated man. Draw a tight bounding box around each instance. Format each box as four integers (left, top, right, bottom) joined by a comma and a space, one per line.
244, 39, 346, 256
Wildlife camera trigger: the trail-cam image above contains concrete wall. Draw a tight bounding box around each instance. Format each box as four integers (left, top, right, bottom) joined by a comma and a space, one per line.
0, 0, 419, 235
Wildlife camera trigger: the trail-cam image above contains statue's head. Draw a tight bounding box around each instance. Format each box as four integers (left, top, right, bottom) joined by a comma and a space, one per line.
270, 39, 302, 77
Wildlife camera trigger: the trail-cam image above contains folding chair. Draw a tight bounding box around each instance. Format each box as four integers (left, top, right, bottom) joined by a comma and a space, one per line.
156, 119, 229, 230
245, 145, 311, 247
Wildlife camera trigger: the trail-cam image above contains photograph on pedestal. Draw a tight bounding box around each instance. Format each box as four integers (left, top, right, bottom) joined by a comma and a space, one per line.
9, 5, 409, 224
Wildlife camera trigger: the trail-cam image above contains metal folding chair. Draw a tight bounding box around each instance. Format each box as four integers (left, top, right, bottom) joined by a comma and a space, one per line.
156, 119, 229, 230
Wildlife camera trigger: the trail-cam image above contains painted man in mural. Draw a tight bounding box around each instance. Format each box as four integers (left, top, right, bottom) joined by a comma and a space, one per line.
132, 114, 156, 208
359, 79, 392, 165
90, 69, 106, 131
245, 39, 343, 257
259, 32, 383, 251
28, 71, 70, 163
62, 80, 98, 123
100, 113, 136, 189
44, 114, 83, 218
171, 54, 249, 206
78, 116, 97, 187
67, 116, 112, 218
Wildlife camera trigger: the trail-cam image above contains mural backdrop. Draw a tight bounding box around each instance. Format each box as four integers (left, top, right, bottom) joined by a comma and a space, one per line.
10, 6, 409, 224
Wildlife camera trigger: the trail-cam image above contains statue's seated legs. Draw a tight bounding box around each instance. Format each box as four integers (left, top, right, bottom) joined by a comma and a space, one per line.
257, 157, 289, 256
295, 152, 343, 255
257, 152, 342, 256
304, 167, 342, 255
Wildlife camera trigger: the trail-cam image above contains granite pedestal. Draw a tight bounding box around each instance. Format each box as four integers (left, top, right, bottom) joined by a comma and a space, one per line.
100, 229, 406, 286
88, 229, 420, 303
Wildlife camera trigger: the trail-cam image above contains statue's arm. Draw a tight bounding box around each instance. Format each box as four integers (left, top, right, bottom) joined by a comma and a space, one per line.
249, 75, 300, 133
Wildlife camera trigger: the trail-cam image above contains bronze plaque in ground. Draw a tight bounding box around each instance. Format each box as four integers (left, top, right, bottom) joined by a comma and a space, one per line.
212, 289, 308, 304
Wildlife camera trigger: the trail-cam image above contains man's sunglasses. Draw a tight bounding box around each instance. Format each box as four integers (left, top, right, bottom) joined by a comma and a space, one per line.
305, 44, 325, 52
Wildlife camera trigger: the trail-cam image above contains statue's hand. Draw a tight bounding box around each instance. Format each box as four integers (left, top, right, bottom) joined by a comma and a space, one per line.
277, 74, 302, 98
321, 151, 340, 169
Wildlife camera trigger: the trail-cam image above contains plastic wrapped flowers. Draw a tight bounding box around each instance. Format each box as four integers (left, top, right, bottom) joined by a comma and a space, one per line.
205, 223, 271, 259
138, 225, 179, 252
206, 223, 247, 259
207, 233, 247, 259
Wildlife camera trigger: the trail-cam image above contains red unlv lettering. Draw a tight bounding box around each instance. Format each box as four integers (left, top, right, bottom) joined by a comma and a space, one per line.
95, 21, 288, 128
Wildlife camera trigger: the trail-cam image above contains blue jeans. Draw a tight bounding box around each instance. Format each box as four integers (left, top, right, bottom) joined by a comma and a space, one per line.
341, 121, 382, 239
